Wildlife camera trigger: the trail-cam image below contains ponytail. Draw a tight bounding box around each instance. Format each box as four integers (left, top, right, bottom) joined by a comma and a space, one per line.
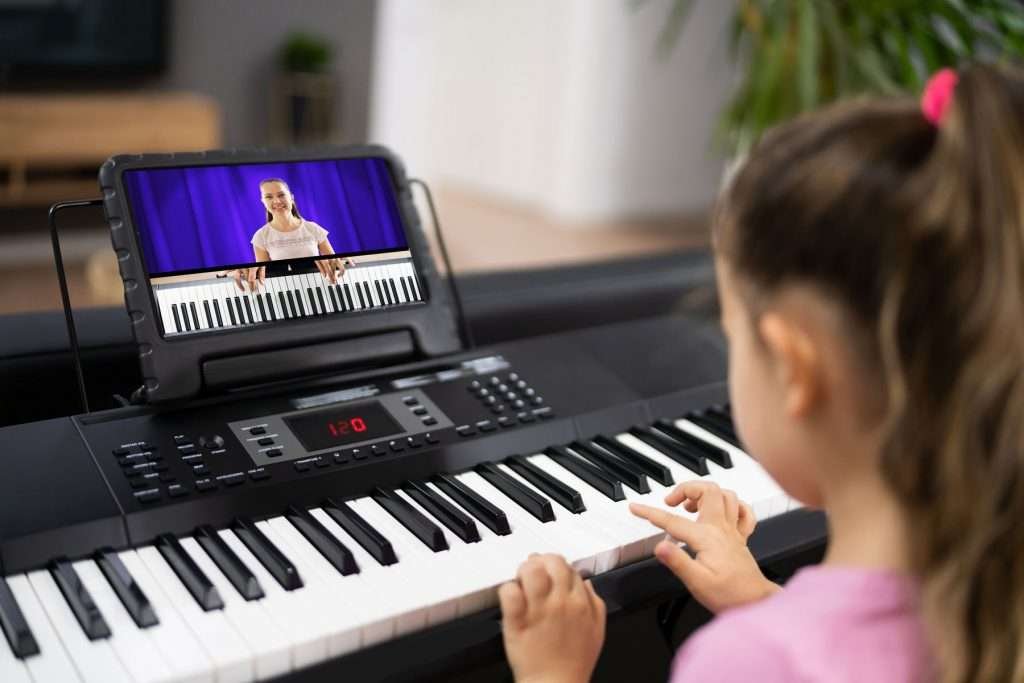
879, 63, 1024, 681
717, 62, 1024, 680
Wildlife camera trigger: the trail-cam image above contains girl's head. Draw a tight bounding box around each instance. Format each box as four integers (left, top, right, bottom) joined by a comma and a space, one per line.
715, 62, 1024, 680
259, 178, 302, 222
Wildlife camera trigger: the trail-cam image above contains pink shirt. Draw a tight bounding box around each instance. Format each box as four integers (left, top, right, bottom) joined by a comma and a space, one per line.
670, 566, 932, 682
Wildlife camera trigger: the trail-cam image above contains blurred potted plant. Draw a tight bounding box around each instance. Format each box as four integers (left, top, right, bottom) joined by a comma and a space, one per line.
641, 0, 1024, 155
276, 32, 338, 143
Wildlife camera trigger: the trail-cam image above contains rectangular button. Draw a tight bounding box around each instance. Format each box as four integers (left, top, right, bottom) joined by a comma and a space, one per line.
218, 473, 245, 487
265, 448, 283, 458
167, 484, 189, 498
424, 432, 440, 444
173, 435, 190, 445
422, 416, 438, 426
249, 426, 266, 435
476, 420, 496, 432
257, 437, 274, 446
294, 460, 311, 472
195, 478, 217, 492
134, 489, 160, 504
249, 468, 271, 481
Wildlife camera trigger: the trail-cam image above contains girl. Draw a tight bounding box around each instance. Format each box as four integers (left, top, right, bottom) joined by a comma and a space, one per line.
499, 62, 1024, 682
232, 178, 351, 291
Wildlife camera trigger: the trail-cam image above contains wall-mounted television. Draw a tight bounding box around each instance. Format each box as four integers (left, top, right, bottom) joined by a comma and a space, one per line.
0, 0, 167, 83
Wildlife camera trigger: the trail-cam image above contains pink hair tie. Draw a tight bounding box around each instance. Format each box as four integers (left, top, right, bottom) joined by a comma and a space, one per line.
921, 68, 959, 126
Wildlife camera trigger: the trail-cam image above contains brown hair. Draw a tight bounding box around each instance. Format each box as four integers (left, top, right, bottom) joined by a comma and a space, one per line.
259, 178, 302, 223
716, 62, 1024, 681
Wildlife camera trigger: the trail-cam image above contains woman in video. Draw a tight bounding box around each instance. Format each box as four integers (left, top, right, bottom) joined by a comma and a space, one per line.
231, 178, 352, 291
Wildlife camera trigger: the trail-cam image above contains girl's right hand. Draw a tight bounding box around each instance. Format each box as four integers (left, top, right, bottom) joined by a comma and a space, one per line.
231, 266, 266, 292
630, 482, 779, 614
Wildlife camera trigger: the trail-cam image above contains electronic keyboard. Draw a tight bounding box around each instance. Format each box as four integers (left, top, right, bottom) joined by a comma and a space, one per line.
153, 261, 422, 336
0, 317, 827, 682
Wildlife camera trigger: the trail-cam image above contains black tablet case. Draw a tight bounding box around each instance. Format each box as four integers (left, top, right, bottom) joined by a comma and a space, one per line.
100, 145, 462, 403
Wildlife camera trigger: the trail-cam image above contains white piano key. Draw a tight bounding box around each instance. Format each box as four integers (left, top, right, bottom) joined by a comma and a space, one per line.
0, 624, 31, 683
349, 499, 462, 628
179, 537, 291, 680
674, 419, 791, 518
533, 453, 667, 561
307, 508, 400, 645
5, 574, 82, 683
136, 546, 255, 683
218, 530, 328, 669
257, 519, 363, 657
117, 551, 214, 683
72, 559, 174, 683
495, 464, 617, 574
391, 490, 504, 614
26, 569, 131, 683
454, 472, 567, 566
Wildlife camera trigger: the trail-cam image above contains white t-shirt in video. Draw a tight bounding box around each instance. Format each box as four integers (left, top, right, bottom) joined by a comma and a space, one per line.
251, 220, 329, 260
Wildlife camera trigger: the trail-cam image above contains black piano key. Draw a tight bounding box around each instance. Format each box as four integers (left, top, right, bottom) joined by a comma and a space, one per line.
264, 293, 277, 320
406, 275, 420, 300
296, 290, 308, 316
374, 280, 387, 306
569, 441, 651, 493
243, 297, 256, 324
315, 287, 329, 313
686, 412, 741, 448
355, 283, 367, 308
341, 283, 352, 310
544, 446, 624, 501
432, 474, 511, 535
195, 526, 264, 601
202, 300, 214, 328
286, 507, 359, 575
628, 427, 710, 476
49, 558, 111, 640
0, 577, 39, 658
308, 287, 321, 314
505, 455, 585, 513
389, 279, 400, 304
362, 282, 374, 307
400, 277, 411, 302
213, 300, 224, 327
653, 419, 733, 469
693, 409, 741, 445
324, 498, 398, 566
181, 304, 192, 331
232, 296, 245, 323
402, 481, 480, 544
233, 518, 303, 591
328, 285, 342, 312
475, 463, 555, 523
189, 302, 202, 330
591, 435, 674, 486
372, 488, 449, 552
156, 534, 223, 611
171, 303, 182, 333
277, 291, 289, 319
95, 549, 158, 629
256, 294, 268, 321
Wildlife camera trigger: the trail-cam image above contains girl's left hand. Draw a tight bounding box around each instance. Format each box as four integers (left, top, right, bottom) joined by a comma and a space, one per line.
499, 553, 606, 683
316, 257, 355, 284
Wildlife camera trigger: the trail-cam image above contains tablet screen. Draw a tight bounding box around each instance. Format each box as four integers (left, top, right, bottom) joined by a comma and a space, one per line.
123, 157, 425, 337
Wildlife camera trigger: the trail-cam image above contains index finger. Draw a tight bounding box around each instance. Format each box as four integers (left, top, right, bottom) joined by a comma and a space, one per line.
666, 482, 727, 524
629, 503, 708, 547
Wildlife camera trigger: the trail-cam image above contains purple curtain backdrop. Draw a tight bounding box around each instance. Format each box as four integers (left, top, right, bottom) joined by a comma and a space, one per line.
124, 158, 408, 275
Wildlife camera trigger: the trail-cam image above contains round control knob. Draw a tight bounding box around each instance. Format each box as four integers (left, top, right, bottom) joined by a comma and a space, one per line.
199, 435, 225, 449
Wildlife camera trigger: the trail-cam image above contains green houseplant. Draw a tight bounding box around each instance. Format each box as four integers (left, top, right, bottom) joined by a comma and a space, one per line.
641, 0, 1024, 154
277, 32, 337, 143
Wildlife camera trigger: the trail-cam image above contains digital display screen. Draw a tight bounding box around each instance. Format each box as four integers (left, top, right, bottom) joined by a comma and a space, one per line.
122, 156, 425, 338
285, 401, 403, 452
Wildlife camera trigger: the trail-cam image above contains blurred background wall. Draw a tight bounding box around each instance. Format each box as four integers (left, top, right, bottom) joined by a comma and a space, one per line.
371, 0, 734, 223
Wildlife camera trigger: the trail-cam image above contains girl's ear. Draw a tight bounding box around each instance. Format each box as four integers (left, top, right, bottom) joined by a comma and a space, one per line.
758, 312, 822, 419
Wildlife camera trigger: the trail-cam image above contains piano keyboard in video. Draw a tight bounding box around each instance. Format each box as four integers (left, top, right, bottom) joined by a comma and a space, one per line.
0, 406, 799, 683
154, 261, 423, 336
